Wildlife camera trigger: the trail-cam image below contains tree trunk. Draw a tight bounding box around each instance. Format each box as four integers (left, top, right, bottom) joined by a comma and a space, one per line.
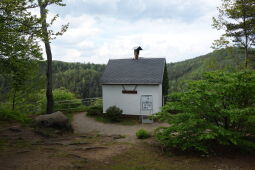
243, 4, 248, 69
39, 1, 54, 114
12, 90, 16, 110
245, 36, 248, 69
45, 39, 54, 114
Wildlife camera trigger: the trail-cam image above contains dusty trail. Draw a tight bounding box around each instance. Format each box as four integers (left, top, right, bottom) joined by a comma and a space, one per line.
72, 112, 168, 142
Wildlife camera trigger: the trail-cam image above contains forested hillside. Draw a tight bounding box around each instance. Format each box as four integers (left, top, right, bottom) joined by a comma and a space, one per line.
167, 48, 255, 92
41, 61, 106, 98
2, 48, 253, 102
42, 48, 254, 98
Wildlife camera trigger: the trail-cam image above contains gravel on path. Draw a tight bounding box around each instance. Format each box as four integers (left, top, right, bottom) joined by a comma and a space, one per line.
72, 112, 168, 142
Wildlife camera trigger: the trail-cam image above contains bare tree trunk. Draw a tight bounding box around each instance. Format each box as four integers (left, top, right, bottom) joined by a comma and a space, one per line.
45, 38, 54, 114
12, 90, 16, 110
245, 36, 248, 69
243, 3, 248, 69
39, 1, 54, 114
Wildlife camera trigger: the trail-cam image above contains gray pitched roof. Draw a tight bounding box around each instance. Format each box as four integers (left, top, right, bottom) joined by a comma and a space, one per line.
100, 58, 166, 84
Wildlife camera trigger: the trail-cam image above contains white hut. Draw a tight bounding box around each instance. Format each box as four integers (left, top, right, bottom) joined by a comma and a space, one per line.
100, 47, 166, 122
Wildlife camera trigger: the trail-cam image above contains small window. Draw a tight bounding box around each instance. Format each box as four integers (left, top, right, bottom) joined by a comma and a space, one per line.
122, 90, 137, 94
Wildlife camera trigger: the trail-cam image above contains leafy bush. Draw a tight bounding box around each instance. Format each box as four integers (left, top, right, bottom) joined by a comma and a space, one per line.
92, 98, 102, 106
86, 98, 103, 116
136, 129, 151, 139
106, 106, 122, 122
53, 88, 83, 112
0, 105, 30, 124
87, 105, 103, 116
39, 87, 83, 113
155, 71, 255, 153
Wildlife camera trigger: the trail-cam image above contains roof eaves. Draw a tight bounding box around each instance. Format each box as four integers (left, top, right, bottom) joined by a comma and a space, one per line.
160, 58, 166, 83
101, 83, 161, 85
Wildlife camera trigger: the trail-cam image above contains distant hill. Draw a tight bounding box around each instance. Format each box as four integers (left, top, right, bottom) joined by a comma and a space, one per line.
166, 48, 255, 93
50, 48, 254, 97
39, 61, 106, 98
2, 48, 250, 99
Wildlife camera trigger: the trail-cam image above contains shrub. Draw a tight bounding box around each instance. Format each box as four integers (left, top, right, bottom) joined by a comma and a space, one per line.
92, 98, 102, 106
0, 105, 30, 124
53, 88, 83, 112
105, 106, 122, 122
154, 71, 255, 153
86, 98, 103, 116
136, 129, 151, 139
39, 87, 83, 113
87, 105, 103, 116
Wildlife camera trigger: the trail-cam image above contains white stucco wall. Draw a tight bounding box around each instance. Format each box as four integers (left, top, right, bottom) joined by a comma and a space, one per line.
102, 84, 162, 115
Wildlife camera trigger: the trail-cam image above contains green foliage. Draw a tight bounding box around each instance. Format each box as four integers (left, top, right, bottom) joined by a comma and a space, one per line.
0, 105, 30, 124
51, 61, 106, 74
212, 0, 255, 48
0, 60, 105, 105
92, 98, 103, 106
37, 0, 69, 114
136, 129, 151, 139
106, 106, 123, 122
212, 0, 255, 67
86, 99, 103, 116
53, 88, 83, 112
53, 68, 103, 98
167, 48, 249, 93
40, 61, 106, 98
155, 71, 255, 153
0, 0, 42, 63
87, 101, 138, 125
0, 87, 83, 124
37, 0, 69, 42
39, 87, 83, 113
162, 64, 169, 97
0, 0, 43, 111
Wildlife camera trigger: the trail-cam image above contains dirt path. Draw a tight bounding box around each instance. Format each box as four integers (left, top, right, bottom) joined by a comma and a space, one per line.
1, 120, 255, 169
72, 112, 168, 142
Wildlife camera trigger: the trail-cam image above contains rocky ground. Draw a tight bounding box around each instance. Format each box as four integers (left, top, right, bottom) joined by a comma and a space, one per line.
0, 113, 255, 170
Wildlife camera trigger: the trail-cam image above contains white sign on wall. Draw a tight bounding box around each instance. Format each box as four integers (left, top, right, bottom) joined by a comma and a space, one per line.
141, 95, 153, 111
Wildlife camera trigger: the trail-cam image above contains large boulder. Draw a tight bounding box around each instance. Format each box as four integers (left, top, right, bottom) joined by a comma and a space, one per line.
35, 111, 69, 129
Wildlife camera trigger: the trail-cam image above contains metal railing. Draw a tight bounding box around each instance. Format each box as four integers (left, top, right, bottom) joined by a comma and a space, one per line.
0, 97, 102, 113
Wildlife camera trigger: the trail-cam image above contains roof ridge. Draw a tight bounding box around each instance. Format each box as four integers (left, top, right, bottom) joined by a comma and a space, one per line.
101, 57, 166, 84
109, 58, 166, 60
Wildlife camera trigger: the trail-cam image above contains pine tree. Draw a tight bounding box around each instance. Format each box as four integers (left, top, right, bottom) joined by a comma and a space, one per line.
212, 0, 255, 68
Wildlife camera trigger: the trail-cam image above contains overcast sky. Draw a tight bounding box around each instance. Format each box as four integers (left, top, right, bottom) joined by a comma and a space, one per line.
46, 0, 222, 64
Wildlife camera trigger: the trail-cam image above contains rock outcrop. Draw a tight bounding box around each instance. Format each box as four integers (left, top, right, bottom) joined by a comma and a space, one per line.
35, 111, 69, 129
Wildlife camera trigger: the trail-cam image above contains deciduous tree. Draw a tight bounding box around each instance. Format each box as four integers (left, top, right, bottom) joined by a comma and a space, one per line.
0, 0, 42, 110
155, 71, 255, 153
37, 0, 68, 114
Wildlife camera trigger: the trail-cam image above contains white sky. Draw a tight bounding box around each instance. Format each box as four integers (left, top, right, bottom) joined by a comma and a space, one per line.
45, 0, 222, 64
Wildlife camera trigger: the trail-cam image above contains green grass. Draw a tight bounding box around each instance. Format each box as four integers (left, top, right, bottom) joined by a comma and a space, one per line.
105, 144, 213, 170
55, 105, 88, 114
93, 115, 109, 123
0, 106, 31, 125
103, 145, 175, 170
0, 137, 32, 153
